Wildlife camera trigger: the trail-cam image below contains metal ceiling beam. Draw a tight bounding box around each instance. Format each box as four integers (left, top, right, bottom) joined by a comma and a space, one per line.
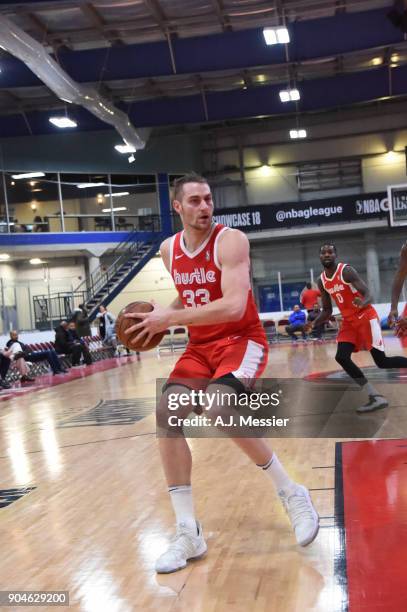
210, 0, 232, 32
24, 12, 53, 45
79, 2, 123, 44
145, 78, 165, 97
0, 90, 21, 105
143, 0, 168, 33
335, 0, 347, 14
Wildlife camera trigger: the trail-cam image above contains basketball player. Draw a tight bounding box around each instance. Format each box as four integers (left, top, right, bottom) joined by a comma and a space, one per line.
306, 244, 407, 412
388, 241, 407, 335
125, 172, 319, 573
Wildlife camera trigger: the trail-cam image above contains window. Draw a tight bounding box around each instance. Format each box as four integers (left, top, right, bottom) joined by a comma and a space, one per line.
297, 159, 362, 193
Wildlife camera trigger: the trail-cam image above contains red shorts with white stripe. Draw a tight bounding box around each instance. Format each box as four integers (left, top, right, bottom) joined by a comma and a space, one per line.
167, 334, 269, 388
337, 308, 384, 352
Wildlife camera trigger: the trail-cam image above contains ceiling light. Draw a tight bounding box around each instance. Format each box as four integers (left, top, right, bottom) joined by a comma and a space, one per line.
30, 203, 37, 211
263, 27, 290, 45
102, 207, 127, 212
10, 181, 15, 186
390, 53, 400, 63
0, 253, 10, 261
256, 74, 266, 83
29, 181, 36, 186
371, 57, 383, 66
289, 129, 307, 139
103, 192, 130, 198
279, 88, 300, 102
29, 258, 45, 265
49, 116, 77, 128
383, 150, 399, 163
11, 172, 45, 180
115, 143, 137, 154
128, 154, 136, 164
259, 165, 273, 177
77, 182, 106, 189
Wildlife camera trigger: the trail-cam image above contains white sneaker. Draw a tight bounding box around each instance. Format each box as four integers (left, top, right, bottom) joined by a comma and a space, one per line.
155, 521, 207, 573
357, 394, 389, 413
279, 484, 319, 546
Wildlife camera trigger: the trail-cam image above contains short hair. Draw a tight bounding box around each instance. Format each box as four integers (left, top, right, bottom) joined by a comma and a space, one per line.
172, 172, 209, 201
320, 243, 337, 254
305, 282, 312, 289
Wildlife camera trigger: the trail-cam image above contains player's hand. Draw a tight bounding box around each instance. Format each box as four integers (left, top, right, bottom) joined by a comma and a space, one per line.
124, 301, 172, 347
387, 309, 398, 328
352, 297, 364, 308
395, 317, 407, 337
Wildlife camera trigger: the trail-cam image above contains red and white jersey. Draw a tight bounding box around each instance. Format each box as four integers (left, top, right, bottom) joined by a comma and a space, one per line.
169, 223, 264, 344
320, 262, 376, 321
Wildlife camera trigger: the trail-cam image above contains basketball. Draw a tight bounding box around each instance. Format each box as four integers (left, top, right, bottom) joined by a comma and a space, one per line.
115, 301, 165, 351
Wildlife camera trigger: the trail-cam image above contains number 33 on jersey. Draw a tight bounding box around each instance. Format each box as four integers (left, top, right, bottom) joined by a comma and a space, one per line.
169, 223, 263, 343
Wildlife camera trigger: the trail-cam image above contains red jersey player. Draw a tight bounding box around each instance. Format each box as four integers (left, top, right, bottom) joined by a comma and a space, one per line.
125, 172, 319, 573
307, 244, 407, 412
388, 241, 407, 336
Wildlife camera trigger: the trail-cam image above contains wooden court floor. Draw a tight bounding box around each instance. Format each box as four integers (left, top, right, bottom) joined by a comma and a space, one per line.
0, 337, 406, 612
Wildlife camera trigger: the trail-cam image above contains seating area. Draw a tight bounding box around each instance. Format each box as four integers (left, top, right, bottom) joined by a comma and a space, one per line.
2, 314, 339, 387
5, 335, 118, 384
157, 326, 189, 354
261, 315, 339, 343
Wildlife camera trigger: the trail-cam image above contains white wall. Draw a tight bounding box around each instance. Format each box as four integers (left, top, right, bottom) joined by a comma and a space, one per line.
204, 104, 407, 207
108, 255, 177, 315
363, 152, 407, 193
5, 258, 86, 331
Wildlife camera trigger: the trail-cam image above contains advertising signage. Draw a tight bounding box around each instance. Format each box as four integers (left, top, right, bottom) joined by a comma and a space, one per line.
213, 191, 389, 232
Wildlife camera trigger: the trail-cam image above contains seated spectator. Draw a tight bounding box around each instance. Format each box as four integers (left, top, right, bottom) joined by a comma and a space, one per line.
285, 305, 307, 343
6, 330, 67, 376
72, 304, 91, 338
7, 340, 35, 382
0, 349, 12, 388
55, 321, 81, 366
68, 321, 92, 364
96, 305, 120, 354
55, 320, 91, 366
307, 303, 324, 341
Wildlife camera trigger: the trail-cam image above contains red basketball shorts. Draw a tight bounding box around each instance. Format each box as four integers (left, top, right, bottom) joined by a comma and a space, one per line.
167, 333, 269, 388
337, 309, 384, 352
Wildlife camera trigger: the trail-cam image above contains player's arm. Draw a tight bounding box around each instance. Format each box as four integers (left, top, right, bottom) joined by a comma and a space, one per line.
342, 265, 372, 308
389, 242, 407, 326
159, 237, 184, 311
304, 279, 332, 330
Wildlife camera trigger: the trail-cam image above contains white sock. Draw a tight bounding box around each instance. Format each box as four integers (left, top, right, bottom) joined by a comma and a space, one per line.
363, 382, 383, 397
168, 485, 196, 532
258, 454, 297, 494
